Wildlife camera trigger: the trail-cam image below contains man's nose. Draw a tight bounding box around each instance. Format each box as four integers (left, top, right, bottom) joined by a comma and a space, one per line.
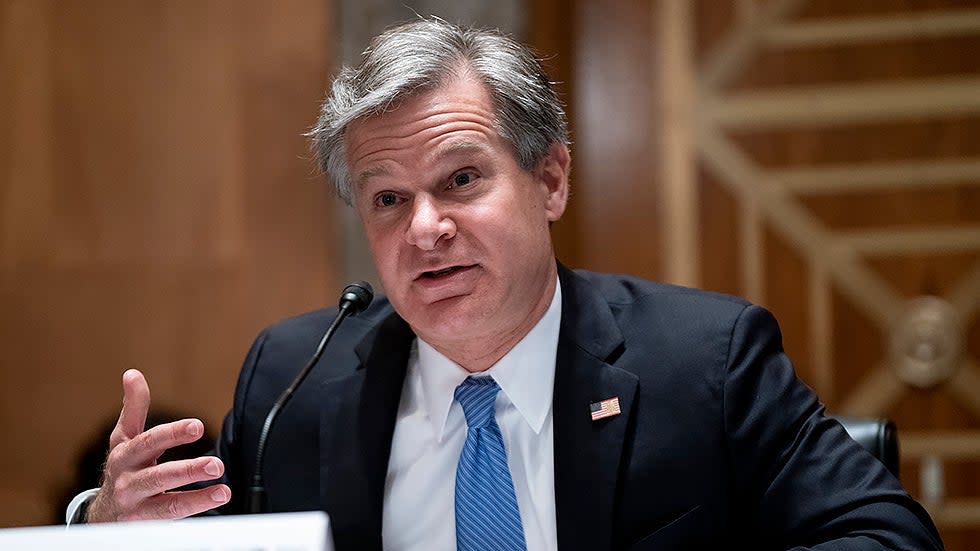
406, 196, 456, 250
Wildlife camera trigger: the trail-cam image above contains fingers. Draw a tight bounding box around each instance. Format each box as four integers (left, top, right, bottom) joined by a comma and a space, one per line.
90, 368, 229, 524
116, 484, 231, 522
89, 451, 227, 523
113, 456, 225, 506
122, 484, 231, 521
111, 418, 205, 470
110, 369, 151, 449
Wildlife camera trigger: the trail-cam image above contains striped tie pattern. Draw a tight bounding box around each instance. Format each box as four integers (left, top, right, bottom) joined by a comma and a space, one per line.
454, 377, 527, 551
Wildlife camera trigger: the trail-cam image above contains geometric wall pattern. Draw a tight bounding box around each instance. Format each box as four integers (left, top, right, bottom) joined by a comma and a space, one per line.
661, 0, 980, 538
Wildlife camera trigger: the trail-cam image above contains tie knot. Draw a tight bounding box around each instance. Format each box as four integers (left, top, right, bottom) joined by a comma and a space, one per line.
454, 377, 501, 429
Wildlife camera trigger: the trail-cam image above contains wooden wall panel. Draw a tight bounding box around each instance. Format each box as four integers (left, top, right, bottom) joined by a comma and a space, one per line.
698, 166, 741, 294
570, 0, 980, 547
528, 0, 581, 266
799, 0, 980, 18
569, 0, 662, 279
699, 0, 980, 546
0, 0, 334, 527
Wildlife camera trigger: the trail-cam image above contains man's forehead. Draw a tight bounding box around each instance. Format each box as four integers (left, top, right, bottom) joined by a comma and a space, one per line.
345, 77, 502, 189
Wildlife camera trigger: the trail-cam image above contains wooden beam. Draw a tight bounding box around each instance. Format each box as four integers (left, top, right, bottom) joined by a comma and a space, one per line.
768, 159, 980, 195
736, 0, 759, 26
739, 200, 764, 304
704, 77, 980, 129
809, 262, 833, 403
699, 0, 809, 91
765, 10, 980, 48
696, 124, 904, 328
659, 0, 700, 287
903, 431, 980, 460
837, 364, 906, 417
837, 227, 980, 256
927, 500, 980, 529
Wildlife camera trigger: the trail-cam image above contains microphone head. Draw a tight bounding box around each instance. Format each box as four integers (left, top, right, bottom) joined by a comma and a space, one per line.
339, 281, 374, 314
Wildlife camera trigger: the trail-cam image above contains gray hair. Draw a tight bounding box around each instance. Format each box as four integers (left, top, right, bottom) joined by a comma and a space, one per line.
309, 18, 569, 205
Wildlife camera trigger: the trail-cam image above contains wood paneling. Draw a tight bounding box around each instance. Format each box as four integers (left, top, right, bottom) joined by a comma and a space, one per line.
698, 0, 980, 546
570, 0, 662, 279
0, 0, 334, 527
570, 0, 980, 547
528, 0, 581, 266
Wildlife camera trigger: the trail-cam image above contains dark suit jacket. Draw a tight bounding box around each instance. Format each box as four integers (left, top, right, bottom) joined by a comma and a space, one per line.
211, 265, 943, 550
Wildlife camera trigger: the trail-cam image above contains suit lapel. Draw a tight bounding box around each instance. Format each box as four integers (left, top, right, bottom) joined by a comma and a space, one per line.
319, 311, 414, 551
553, 266, 639, 551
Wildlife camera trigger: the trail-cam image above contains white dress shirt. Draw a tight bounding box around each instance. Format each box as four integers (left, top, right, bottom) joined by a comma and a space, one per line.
381, 279, 561, 551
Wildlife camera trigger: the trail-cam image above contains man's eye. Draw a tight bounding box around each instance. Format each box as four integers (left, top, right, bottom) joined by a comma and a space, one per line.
451, 172, 476, 187
376, 193, 398, 207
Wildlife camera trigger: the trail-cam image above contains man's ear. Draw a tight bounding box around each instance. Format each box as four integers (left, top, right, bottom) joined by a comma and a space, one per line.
535, 142, 571, 222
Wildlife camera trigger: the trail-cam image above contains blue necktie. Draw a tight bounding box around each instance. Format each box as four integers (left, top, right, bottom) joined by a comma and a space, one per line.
454, 377, 527, 551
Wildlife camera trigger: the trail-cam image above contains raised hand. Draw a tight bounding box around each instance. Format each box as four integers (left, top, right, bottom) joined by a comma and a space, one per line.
87, 369, 230, 522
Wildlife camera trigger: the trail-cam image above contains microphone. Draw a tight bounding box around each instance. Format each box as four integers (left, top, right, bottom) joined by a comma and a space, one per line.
247, 281, 374, 513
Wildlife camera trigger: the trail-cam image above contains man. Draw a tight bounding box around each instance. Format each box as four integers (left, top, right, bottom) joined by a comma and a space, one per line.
73, 18, 943, 550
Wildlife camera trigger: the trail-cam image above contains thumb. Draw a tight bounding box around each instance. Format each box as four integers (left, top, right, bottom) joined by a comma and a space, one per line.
110, 369, 150, 449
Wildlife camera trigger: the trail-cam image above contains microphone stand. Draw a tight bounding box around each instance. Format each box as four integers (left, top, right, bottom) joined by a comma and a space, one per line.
247, 282, 373, 513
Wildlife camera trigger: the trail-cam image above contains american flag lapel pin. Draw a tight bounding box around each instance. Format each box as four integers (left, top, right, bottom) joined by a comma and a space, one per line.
590, 397, 621, 421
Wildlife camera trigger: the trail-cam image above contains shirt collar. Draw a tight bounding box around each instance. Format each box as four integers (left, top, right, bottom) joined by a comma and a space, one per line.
416, 276, 562, 442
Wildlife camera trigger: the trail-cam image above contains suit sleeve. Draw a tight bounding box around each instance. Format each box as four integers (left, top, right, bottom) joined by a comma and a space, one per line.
205, 328, 271, 515
723, 304, 944, 550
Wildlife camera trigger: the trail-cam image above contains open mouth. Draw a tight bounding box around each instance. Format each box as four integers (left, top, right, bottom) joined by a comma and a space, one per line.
419, 265, 474, 279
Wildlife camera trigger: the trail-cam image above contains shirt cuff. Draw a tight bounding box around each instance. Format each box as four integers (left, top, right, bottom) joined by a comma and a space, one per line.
65, 488, 100, 526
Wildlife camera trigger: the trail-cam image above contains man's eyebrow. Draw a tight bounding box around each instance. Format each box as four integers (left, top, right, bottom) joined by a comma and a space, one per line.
355, 165, 391, 189
440, 140, 492, 157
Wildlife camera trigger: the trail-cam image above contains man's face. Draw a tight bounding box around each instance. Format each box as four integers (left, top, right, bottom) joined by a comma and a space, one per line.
345, 73, 569, 358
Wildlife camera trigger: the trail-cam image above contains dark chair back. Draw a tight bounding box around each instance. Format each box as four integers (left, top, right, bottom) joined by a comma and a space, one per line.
832, 416, 899, 477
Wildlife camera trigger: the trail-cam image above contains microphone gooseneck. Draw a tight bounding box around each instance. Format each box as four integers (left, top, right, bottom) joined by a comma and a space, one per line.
247, 281, 374, 514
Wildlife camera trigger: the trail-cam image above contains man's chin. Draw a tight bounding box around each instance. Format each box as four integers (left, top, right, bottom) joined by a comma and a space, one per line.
407, 294, 472, 321
405, 302, 489, 341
